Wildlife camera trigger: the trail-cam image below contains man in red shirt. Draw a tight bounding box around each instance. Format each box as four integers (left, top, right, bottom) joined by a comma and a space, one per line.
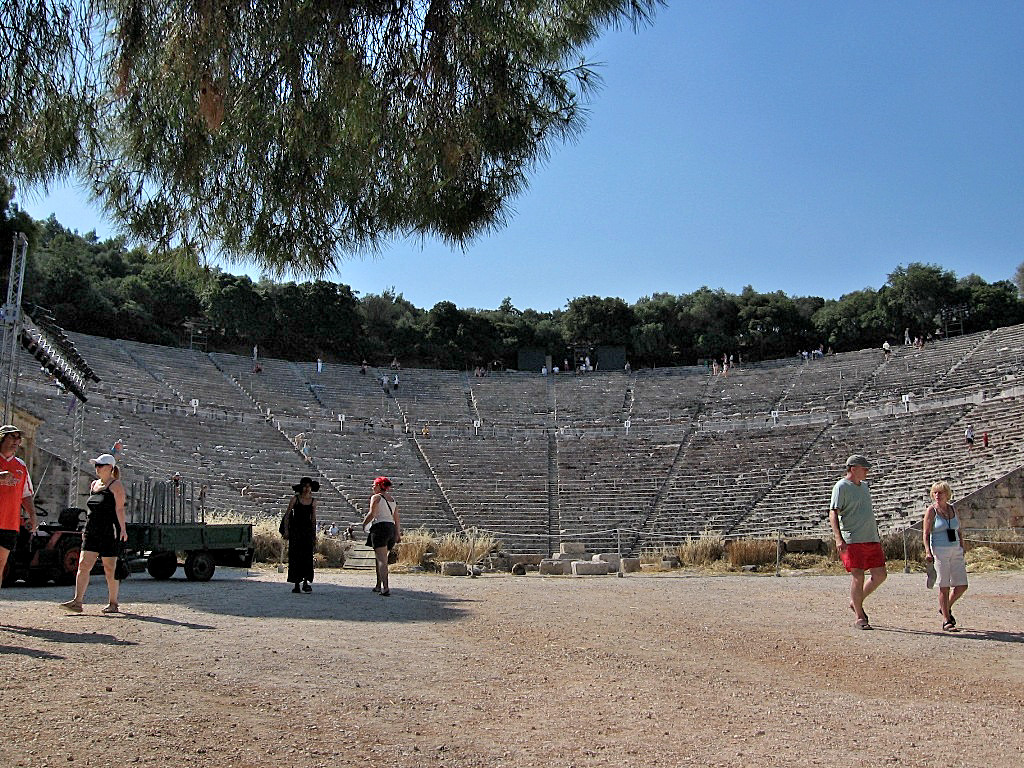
0, 424, 37, 589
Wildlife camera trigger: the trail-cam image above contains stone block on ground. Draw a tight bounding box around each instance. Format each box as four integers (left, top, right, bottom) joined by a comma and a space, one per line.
553, 552, 579, 561
571, 560, 611, 576
593, 553, 621, 570
539, 559, 571, 575
620, 557, 642, 573
440, 561, 469, 576
559, 542, 587, 555
783, 538, 826, 555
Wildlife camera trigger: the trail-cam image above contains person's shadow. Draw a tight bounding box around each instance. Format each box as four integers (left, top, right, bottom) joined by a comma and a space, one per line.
0, 623, 136, 651
873, 625, 1024, 644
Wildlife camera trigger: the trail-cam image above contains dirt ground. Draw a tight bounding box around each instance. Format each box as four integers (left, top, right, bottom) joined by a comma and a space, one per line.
2, 566, 1022, 768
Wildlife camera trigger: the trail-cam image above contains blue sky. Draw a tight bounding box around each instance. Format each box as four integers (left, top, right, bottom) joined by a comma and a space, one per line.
15, 1, 1024, 312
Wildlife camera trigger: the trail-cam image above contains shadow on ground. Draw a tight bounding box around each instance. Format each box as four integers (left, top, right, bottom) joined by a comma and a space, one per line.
3, 569, 472, 624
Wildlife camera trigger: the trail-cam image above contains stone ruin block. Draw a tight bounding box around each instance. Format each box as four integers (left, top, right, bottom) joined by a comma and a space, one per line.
620, 557, 642, 573
539, 559, 571, 575
571, 560, 611, 576
440, 561, 469, 576
783, 538, 826, 555
559, 542, 587, 555
593, 553, 621, 570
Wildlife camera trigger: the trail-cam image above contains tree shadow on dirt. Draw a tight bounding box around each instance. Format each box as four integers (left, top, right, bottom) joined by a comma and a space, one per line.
118, 572, 472, 623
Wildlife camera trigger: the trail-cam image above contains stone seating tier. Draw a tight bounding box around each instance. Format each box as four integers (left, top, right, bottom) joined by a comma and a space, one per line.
19, 326, 1024, 553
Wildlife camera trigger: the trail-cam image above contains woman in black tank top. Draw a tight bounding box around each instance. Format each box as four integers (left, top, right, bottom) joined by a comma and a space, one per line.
60, 453, 127, 614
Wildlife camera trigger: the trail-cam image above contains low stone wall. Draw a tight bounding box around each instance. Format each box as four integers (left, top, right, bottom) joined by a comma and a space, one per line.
956, 466, 1024, 530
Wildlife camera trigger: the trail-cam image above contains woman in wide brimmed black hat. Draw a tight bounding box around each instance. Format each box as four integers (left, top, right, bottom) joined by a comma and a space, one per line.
283, 477, 318, 593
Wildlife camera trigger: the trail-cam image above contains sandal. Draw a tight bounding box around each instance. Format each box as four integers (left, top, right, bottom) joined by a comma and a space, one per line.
942, 621, 958, 632
850, 603, 869, 625
101, 603, 119, 614
60, 600, 83, 613
381, 589, 391, 597
854, 618, 872, 630
372, 585, 380, 593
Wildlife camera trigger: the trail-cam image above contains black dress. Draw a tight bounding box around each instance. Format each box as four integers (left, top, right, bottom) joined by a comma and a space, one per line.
83, 485, 120, 557
287, 498, 315, 584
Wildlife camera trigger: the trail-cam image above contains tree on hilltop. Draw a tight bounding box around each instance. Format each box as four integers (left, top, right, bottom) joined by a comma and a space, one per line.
1, 0, 663, 276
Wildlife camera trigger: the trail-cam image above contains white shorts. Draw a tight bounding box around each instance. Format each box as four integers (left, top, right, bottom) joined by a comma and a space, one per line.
933, 546, 968, 588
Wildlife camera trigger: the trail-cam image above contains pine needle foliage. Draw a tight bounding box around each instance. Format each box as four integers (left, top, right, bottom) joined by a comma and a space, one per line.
1, 0, 663, 274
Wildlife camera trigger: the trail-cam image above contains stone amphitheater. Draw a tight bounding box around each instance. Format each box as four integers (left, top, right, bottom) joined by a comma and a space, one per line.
16, 323, 1024, 554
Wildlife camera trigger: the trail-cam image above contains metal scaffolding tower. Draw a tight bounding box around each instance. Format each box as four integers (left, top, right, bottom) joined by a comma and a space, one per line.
69, 400, 86, 507
1, 232, 28, 423
2, 233, 100, 506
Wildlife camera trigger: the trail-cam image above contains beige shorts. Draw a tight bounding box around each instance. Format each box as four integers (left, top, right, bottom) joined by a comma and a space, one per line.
933, 546, 968, 588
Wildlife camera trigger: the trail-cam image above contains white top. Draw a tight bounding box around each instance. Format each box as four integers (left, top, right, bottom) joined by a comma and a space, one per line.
371, 494, 396, 524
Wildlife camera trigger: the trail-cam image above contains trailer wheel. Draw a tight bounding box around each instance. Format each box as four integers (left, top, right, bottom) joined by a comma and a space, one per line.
184, 551, 216, 582
56, 537, 82, 585
147, 550, 178, 580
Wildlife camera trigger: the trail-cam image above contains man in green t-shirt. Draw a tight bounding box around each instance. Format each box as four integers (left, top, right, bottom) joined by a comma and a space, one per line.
829, 454, 887, 630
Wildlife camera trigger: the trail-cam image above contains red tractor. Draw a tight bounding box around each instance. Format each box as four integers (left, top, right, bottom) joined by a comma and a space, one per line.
1, 507, 87, 586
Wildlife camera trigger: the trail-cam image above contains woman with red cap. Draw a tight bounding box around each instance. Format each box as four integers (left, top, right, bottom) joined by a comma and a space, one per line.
361, 476, 400, 596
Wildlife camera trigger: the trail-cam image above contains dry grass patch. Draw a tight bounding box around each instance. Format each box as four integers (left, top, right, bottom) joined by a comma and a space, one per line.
881, 528, 924, 562
965, 545, 1024, 573
781, 552, 835, 570
973, 529, 1024, 559
252, 530, 286, 564
676, 531, 726, 566
395, 528, 436, 566
727, 538, 777, 568
435, 529, 498, 564
316, 536, 352, 567
639, 547, 671, 566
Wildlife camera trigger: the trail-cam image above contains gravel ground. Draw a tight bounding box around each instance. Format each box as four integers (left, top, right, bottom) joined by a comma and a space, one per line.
2, 567, 1022, 768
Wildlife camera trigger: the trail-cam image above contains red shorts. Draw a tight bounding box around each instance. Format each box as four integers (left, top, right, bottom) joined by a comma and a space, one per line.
840, 541, 886, 572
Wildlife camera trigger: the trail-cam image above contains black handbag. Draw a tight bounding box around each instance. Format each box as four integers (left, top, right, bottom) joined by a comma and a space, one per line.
114, 546, 130, 580
279, 510, 290, 540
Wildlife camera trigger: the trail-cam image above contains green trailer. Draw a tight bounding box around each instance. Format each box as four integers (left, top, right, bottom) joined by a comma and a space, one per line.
125, 478, 254, 581
125, 521, 253, 581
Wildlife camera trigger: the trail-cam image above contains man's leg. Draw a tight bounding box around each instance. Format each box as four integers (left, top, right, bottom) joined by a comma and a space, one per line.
0, 546, 9, 592
862, 565, 888, 602
849, 569, 867, 621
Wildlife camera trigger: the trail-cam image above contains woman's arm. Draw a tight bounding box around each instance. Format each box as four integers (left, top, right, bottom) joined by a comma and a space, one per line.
393, 505, 401, 542
922, 506, 935, 559
112, 481, 128, 541
361, 494, 378, 528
